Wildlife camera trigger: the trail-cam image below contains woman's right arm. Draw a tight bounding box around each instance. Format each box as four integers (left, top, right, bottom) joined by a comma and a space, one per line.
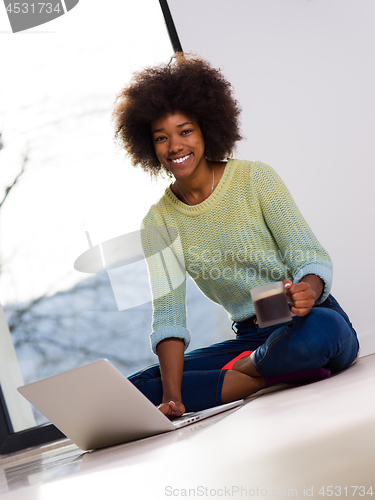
156, 338, 186, 418
141, 215, 189, 418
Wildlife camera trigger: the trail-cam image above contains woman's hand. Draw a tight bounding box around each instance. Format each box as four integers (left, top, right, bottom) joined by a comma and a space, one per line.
158, 400, 185, 419
283, 274, 323, 317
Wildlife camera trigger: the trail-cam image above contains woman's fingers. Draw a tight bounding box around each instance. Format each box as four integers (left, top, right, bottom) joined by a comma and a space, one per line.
284, 280, 316, 316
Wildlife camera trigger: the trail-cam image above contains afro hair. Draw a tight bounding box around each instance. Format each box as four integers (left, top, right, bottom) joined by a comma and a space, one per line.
112, 53, 243, 178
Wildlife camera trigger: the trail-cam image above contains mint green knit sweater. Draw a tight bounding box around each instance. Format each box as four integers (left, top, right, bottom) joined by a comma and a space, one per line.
141, 159, 332, 354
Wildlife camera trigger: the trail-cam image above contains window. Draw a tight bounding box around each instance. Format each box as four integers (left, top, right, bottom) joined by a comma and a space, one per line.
0, 0, 177, 454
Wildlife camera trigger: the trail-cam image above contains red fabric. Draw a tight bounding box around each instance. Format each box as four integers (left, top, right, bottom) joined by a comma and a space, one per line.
222, 351, 253, 370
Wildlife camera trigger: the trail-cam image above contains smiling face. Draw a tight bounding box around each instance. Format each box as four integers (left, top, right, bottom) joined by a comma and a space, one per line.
151, 111, 207, 180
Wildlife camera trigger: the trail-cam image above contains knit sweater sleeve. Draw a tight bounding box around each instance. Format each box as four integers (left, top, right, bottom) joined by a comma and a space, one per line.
252, 163, 332, 302
141, 209, 190, 355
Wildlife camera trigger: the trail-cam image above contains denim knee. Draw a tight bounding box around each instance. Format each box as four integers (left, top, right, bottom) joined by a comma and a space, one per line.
253, 306, 359, 376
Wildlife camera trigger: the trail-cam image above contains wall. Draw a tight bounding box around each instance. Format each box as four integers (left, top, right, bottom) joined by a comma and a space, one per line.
167, 0, 375, 354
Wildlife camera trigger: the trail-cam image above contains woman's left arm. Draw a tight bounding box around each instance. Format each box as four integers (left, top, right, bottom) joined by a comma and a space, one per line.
254, 163, 332, 304
284, 274, 324, 317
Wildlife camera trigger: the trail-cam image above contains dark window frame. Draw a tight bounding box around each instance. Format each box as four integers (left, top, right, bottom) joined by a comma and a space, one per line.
0, 0, 181, 456
159, 0, 183, 52
0, 385, 65, 455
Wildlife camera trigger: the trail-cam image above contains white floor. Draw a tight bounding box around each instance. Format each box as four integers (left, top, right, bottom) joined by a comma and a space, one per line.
1, 354, 374, 499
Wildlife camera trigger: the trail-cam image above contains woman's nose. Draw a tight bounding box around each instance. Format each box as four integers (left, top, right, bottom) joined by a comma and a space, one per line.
169, 136, 183, 153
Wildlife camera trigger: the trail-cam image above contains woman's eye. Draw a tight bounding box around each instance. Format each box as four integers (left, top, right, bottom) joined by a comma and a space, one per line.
181, 129, 192, 135
155, 136, 166, 142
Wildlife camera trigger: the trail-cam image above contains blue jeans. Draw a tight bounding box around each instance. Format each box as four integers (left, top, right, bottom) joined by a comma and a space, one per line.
128, 295, 359, 412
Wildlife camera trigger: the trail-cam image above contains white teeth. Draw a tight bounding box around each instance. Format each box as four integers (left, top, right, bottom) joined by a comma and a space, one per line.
171, 154, 190, 164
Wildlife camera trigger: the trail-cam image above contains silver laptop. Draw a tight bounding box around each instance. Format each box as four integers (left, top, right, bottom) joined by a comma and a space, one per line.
18, 359, 243, 451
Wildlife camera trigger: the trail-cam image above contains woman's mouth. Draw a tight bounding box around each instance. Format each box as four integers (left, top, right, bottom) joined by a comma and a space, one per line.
170, 153, 192, 165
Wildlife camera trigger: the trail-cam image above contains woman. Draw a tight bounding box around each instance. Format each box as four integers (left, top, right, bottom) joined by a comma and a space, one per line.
112, 54, 359, 419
